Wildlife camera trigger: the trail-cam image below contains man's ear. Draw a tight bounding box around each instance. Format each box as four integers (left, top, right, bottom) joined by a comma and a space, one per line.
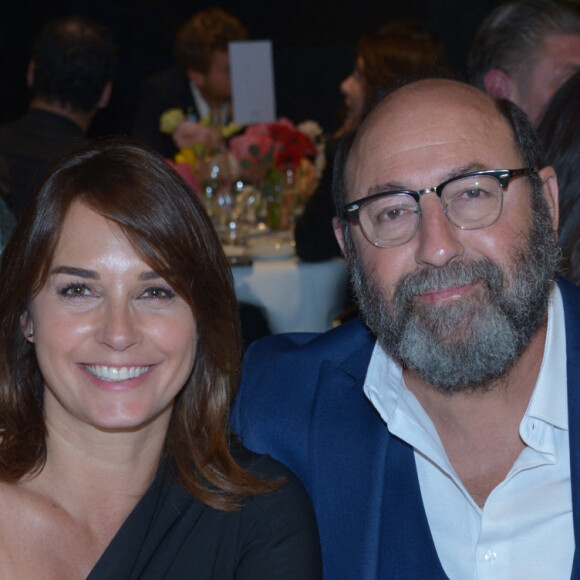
538, 165, 559, 233
483, 69, 514, 100
20, 312, 34, 344
333, 216, 349, 259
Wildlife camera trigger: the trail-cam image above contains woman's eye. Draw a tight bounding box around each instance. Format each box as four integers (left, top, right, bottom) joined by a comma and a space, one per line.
141, 286, 176, 300
60, 283, 91, 297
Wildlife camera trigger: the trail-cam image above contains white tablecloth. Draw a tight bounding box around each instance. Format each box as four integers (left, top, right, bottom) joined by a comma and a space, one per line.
232, 257, 348, 334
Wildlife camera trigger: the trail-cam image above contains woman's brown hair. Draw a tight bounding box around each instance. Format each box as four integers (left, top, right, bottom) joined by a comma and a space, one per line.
0, 137, 278, 510
357, 19, 450, 118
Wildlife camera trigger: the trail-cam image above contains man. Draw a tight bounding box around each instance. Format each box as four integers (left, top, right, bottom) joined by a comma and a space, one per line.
132, 8, 246, 158
232, 78, 580, 578
0, 17, 115, 217
468, 0, 580, 125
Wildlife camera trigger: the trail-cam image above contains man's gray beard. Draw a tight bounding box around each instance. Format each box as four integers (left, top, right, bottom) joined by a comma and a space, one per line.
348, 199, 560, 394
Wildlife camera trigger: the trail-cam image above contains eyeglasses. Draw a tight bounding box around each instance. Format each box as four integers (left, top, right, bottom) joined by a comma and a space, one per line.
342, 168, 537, 248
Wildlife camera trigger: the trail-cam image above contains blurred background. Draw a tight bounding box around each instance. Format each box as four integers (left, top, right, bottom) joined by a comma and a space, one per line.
0, 0, 501, 137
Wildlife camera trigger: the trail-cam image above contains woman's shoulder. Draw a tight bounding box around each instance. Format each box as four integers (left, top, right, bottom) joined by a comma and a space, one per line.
232, 443, 300, 481
230, 444, 322, 578
232, 443, 315, 514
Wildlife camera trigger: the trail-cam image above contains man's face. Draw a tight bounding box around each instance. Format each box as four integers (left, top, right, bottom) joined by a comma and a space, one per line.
335, 80, 559, 391
192, 49, 232, 104
515, 33, 580, 125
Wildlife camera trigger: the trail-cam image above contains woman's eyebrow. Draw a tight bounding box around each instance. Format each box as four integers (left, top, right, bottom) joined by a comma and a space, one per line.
138, 271, 161, 281
50, 266, 99, 279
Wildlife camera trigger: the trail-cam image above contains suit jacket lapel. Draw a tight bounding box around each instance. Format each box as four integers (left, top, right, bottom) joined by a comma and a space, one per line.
309, 338, 445, 578
559, 280, 580, 579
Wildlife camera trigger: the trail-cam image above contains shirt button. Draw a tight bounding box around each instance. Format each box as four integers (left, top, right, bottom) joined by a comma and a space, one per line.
484, 549, 497, 563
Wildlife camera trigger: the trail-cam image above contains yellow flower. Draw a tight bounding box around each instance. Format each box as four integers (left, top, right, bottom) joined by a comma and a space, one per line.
175, 148, 197, 169
199, 113, 243, 139
160, 108, 185, 135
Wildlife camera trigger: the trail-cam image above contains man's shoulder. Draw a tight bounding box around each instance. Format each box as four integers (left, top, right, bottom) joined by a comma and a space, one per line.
243, 318, 374, 374
0, 113, 33, 144
559, 277, 580, 309
0, 110, 84, 145
237, 319, 375, 412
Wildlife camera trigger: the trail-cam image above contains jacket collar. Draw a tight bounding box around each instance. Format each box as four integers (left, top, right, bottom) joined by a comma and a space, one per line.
309, 321, 446, 578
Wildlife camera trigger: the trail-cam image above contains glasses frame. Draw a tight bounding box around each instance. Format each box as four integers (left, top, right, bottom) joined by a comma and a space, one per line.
342, 168, 537, 247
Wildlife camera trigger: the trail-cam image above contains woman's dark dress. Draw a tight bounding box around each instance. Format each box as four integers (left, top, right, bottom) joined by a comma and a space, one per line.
87, 448, 321, 579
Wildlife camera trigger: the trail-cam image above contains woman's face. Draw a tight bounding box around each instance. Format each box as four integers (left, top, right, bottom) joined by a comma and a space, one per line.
340, 57, 365, 132
23, 202, 198, 434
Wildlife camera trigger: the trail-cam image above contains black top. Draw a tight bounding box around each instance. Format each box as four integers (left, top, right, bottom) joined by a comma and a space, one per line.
0, 109, 87, 217
87, 446, 322, 579
294, 135, 342, 262
132, 66, 199, 159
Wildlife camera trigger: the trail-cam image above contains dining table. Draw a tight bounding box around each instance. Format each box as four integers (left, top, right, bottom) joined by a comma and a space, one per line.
224, 230, 349, 335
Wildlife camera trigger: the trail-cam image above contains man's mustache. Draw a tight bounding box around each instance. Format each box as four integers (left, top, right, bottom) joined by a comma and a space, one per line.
393, 259, 505, 310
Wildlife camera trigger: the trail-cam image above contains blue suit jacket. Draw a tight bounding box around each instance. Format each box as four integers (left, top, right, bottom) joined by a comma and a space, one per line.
231, 279, 580, 579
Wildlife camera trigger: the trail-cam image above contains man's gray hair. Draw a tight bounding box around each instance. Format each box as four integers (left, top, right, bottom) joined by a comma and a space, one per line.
468, 0, 580, 90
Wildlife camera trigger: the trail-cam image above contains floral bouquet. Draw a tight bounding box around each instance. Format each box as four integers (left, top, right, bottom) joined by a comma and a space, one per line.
161, 109, 323, 229
229, 118, 318, 186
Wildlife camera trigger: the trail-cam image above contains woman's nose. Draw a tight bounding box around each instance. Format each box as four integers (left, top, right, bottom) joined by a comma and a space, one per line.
96, 301, 140, 351
340, 75, 354, 95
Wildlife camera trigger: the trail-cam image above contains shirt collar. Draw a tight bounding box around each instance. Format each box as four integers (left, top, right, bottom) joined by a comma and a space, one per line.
524, 284, 568, 430
189, 81, 229, 124
189, 81, 211, 121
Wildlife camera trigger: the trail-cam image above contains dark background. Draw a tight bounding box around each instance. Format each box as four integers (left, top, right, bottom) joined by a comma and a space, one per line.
0, 1, 501, 137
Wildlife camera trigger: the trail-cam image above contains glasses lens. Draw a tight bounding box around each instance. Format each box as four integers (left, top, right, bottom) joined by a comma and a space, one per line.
359, 193, 420, 246
441, 174, 503, 229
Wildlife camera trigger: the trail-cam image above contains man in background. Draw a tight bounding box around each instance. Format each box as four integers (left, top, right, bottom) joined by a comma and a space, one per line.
468, 0, 580, 125
132, 8, 246, 159
0, 17, 116, 217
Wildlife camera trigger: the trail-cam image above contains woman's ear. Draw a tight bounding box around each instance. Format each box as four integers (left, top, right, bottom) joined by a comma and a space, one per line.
20, 312, 34, 343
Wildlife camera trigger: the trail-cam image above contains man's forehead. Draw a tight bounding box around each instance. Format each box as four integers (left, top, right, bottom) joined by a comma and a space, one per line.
356, 79, 501, 143
347, 80, 515, 186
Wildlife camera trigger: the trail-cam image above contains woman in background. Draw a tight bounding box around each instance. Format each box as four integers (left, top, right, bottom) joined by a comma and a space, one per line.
0, 137, 321, 579
295, 19, 450, 263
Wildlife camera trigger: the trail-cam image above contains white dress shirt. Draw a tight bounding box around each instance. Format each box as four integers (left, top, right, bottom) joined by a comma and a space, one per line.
364, 286, 573, 579
189, 81, 229, 124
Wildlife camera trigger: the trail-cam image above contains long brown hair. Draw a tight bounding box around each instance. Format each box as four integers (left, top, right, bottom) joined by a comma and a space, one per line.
0, 137, 279, 510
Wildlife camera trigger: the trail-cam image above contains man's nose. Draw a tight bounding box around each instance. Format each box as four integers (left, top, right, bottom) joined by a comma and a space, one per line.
414, 194, 464, 267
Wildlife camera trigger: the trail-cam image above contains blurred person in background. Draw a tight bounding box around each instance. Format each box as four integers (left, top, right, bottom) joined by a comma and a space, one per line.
468, 0, 580, 126
133, 8, 247, 159
295, 19, 450, 263
537, 70, 580, 284
0, 16, 116, 218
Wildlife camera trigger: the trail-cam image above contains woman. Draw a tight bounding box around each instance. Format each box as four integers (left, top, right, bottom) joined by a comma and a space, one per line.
0, 137, 321, 578
338, 19, 449, 136
296, 19, 450, 263
537, 71, 580, 285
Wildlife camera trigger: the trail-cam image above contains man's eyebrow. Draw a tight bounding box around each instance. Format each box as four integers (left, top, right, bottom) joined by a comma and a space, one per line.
366, 162, 490, 196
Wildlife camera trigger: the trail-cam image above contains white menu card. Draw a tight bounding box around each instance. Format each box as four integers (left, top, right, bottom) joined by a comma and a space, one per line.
229, 40, 276, 125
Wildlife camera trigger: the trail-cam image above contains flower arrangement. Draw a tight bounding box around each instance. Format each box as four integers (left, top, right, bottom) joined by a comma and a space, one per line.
229, 118, 318, 184
161, 110, 323, 229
